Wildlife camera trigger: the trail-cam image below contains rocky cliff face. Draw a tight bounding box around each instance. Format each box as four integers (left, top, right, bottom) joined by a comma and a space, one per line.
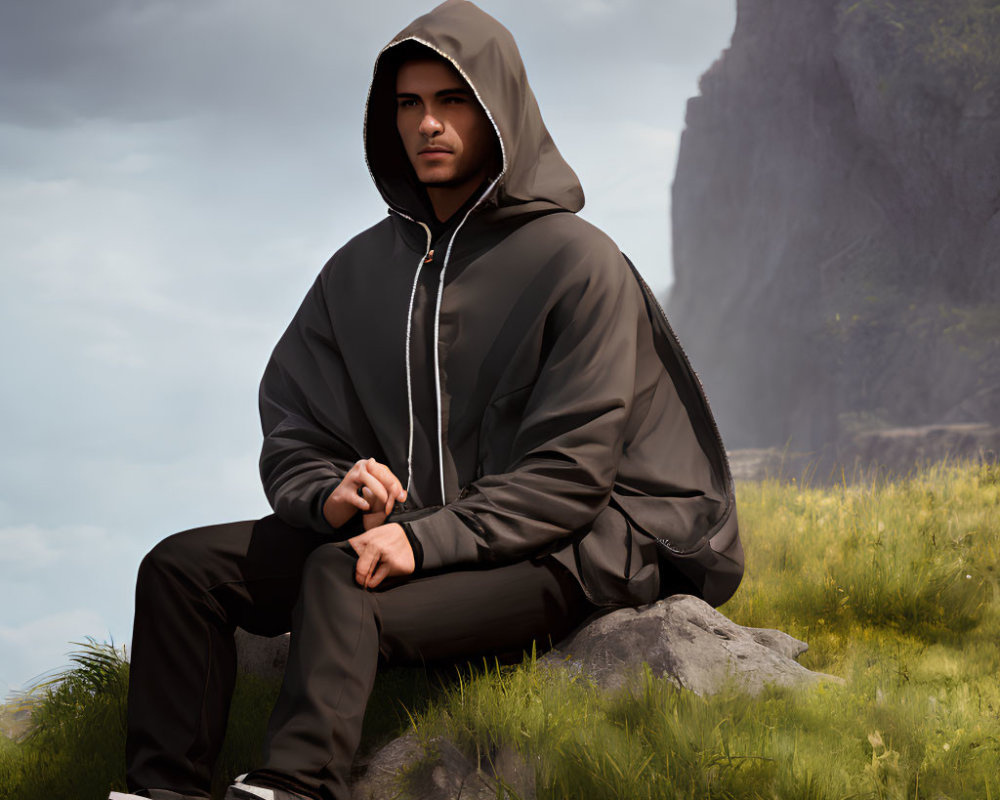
667, 0, 1000, 451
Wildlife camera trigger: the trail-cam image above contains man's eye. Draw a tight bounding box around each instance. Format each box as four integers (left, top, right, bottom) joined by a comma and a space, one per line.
397, 99, 418, 108
443, 95, 467, 104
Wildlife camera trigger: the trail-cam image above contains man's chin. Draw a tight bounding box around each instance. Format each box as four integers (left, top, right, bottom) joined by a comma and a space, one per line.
419, 176, 465, 188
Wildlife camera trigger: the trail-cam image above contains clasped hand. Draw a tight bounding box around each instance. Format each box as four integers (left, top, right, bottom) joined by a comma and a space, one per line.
322, 458, 414, 589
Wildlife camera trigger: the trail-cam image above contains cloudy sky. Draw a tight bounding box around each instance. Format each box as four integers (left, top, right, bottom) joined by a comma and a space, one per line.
0, 0, 736, 698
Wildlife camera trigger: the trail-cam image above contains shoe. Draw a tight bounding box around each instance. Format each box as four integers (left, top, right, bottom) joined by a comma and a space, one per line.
224, 774, 313, 800
109, 793, 203, 800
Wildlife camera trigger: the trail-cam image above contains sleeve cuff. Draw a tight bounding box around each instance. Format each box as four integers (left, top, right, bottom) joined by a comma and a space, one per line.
404, 510, 481, 571
399, 522, 424, 572
316, 483, 364, 540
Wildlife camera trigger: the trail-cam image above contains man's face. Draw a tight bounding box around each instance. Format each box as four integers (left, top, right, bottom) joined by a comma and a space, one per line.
395, 58, 497, 194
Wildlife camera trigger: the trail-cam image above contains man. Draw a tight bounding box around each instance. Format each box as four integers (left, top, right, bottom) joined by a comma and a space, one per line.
112, 2, 743, 800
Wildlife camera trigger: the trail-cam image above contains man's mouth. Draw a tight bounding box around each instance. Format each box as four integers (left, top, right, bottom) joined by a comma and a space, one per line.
419, 146, 452, 155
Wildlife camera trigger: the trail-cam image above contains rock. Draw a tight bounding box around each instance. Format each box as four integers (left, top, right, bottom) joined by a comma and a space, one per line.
234, 628, 288, 682
543, 595, 841, 696
838, 422, 1000, 478
350, 732, 424, 799
666, 0, 1000, 452
351, 733, 533, 800
728, 422, 1000, 485
726, 447, 816, 482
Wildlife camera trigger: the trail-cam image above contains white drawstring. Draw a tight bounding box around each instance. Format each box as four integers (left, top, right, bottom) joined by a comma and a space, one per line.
404, 222, 433, 499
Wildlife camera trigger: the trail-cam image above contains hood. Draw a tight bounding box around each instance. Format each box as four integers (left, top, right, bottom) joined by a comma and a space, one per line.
364, 0, 585, 221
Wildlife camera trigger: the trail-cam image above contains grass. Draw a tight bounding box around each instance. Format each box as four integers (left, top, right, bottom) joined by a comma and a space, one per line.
408, 460, 1000, 799
0, 638, 130, 800
2, 459, 999, 798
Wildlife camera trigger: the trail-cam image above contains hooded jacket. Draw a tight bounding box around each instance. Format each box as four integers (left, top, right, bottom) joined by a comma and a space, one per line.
258, 0, 743, 607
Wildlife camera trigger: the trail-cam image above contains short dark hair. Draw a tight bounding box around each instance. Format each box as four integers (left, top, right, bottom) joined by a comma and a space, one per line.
383, 40, 453, 88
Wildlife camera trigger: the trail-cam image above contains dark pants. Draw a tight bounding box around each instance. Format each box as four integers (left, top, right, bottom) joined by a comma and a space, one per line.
125, 514, 595, 800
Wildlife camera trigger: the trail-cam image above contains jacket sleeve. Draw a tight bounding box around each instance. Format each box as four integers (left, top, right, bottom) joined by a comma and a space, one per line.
405, 249, 639, 569
258, 270, 366, 534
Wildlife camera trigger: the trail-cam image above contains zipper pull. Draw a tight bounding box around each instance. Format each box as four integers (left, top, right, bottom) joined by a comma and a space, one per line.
424, 249, 434, 264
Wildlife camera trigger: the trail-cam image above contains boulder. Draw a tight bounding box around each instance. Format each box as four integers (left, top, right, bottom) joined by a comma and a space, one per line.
351, 734, 533, 800
542, 594, 841, 696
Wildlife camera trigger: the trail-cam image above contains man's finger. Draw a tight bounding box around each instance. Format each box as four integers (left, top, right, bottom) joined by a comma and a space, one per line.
368, 461, 407, 503
350, 539, 371, 576
363, 482, 393, 516
355, 551, 374, 586
352, 539, 383, 588
363, 552, 381, 589
349, 458, 371, 483
347, 488, 370, 511
358, 472, 389, 509
367, 560, 391, 589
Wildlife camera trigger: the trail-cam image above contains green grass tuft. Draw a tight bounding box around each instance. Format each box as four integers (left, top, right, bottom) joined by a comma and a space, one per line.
1, 637, 130, 800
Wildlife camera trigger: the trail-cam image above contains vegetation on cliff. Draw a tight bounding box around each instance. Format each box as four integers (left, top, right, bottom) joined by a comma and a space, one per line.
842, 0, 1000, 93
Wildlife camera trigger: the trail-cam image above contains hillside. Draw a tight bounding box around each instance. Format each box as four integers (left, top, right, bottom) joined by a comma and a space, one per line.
667, 0, 1000, 451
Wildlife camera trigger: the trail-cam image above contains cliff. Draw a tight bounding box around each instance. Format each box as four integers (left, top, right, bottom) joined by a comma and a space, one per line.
667, 0, 1000, 451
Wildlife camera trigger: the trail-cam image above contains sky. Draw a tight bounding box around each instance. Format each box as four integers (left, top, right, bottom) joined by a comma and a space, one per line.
0, 0, 737, 698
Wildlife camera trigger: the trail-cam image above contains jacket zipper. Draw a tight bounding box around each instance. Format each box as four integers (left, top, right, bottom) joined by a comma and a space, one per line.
402, 221, 434, 500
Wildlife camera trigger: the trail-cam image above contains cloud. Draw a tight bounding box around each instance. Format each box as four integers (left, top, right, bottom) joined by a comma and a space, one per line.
0, 0, 381, 128
0, 608, 114, 699
0, 0, 736, 130
0, 524, 117, 576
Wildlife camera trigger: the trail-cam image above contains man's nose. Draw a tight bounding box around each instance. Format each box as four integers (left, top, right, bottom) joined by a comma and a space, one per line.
419, 112, 444, 137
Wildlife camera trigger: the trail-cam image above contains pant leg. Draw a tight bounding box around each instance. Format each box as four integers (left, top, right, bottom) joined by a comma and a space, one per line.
125, 515, 330, 799
246, 544, 375, 800
253, 548, 596, 800
375, 557, 594, 665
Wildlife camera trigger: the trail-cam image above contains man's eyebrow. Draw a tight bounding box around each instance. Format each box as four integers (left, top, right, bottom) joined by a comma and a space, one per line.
394, 87, 474, 99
